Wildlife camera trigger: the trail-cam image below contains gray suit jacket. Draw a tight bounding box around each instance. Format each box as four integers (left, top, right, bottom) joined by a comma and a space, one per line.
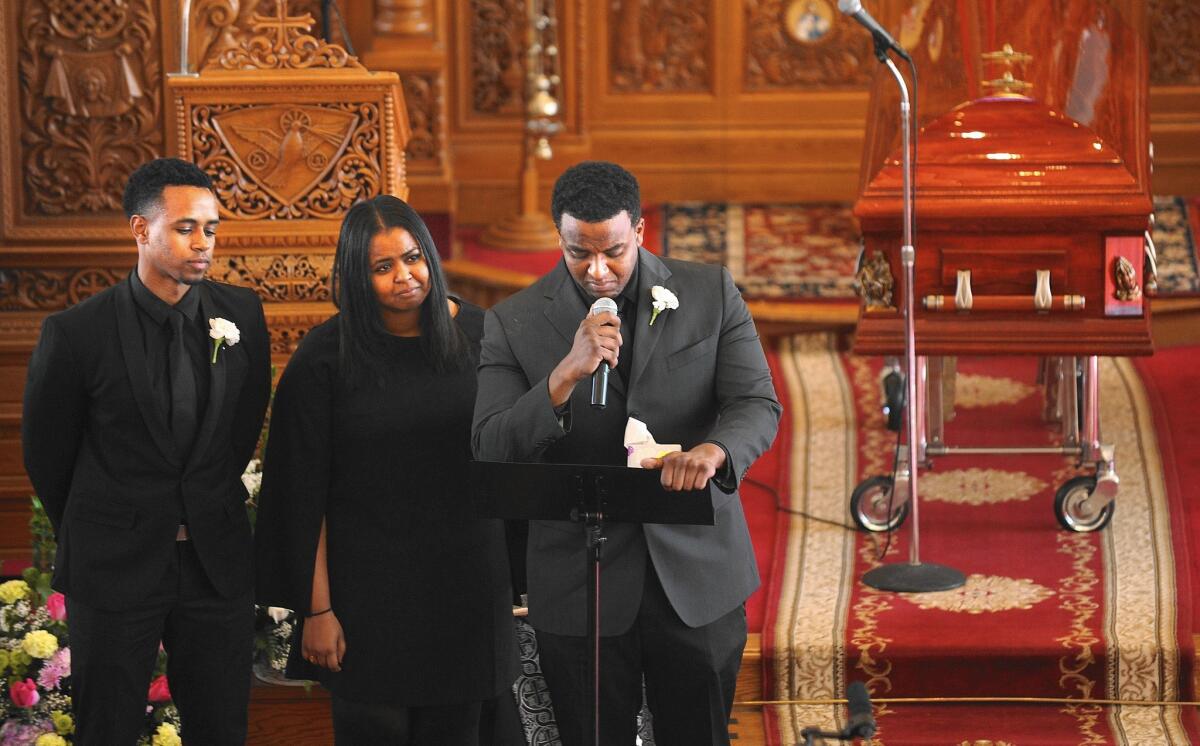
472, 249, 781, 636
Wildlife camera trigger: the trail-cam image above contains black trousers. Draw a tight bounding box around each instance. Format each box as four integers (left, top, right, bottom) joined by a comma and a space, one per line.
67, 540, 254, 745
536, 560, 747, 746
331, 696, 482, 745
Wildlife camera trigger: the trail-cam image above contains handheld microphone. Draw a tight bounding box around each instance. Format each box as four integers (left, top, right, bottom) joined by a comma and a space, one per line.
837, 0, 910, 60
845, 681, 877, 739
589, 297, 618, 409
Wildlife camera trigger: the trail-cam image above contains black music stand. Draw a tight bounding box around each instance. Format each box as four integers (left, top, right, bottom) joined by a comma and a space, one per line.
471, 460, 714, 746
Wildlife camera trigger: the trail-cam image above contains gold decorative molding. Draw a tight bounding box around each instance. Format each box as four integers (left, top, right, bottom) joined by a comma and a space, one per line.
17, 0, 162, 216
610, 0, 711, 92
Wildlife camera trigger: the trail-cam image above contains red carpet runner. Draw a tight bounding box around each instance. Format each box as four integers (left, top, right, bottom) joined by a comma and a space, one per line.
762, 337, 1198, 745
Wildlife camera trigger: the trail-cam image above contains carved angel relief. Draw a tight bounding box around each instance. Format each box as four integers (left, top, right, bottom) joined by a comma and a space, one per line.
18, 0, 161, 215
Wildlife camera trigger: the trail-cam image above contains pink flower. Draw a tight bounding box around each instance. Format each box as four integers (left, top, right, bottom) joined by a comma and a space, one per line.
9, 678, 40, 708
147, 674, 172, 703
45, 592, 66, 621
36, 647, 70, 691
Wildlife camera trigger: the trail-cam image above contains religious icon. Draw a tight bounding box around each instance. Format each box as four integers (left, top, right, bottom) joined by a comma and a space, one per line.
785, 0, 834, 44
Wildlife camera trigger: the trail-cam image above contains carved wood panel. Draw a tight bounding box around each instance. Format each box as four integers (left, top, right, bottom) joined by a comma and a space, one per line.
401, 72, 444, 166
17, 0, 163, 216
469, 0, 525, 115
744, 0, 873, 89
191, 0, 327, 71
0, 268, 124, 311
1148, 0, 1200, 85
192, 102, 384, 219
0, 254, 335, 312
609, 0, 712, 92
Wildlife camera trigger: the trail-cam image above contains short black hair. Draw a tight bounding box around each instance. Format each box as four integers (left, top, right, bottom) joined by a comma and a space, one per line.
122, 158, 214, 219
550, 161, 641, 229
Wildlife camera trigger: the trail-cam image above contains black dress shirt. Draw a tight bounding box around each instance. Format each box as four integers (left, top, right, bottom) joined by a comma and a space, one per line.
129, 271, 210, 451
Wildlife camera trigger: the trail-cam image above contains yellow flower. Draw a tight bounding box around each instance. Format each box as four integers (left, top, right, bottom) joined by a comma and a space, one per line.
21, 629, 59, 659
0, 579, 31, 604
152, 722, 182, 746
0, 649, 10, 671
35, 735, 68, 746
52, 711, 75, 735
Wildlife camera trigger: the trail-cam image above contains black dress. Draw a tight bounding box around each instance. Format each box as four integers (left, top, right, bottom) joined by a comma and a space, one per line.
254, 302, 518, 706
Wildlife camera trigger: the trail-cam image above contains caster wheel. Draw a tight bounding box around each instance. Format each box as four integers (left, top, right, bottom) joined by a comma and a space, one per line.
1054, 475, 1114, 532
851, 475, 909, 533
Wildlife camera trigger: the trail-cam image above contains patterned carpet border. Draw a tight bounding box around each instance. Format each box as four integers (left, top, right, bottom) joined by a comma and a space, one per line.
761, 340, 1196, 745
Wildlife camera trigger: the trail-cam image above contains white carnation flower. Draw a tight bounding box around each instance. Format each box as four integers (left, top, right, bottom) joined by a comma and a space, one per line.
648, 285, 679, 326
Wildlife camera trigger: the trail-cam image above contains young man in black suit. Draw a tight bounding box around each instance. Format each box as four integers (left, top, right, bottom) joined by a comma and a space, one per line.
22, 158, 272, 744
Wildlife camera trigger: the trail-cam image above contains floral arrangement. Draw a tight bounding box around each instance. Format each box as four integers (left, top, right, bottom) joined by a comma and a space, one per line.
3, 398, 296, 739
0, 559, 181, 745
240, 458, 301, 684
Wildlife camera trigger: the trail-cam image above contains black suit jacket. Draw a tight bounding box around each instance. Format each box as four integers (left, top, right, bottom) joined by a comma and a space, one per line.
22, 276, 271, 610
473, 250, 781, 636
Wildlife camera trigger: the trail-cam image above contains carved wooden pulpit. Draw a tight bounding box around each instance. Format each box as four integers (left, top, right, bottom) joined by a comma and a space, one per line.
852, 1, 1153, 358
166, 0, 410, 353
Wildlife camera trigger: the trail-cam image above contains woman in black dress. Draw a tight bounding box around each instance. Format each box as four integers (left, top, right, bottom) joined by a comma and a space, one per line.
254, 195, 518, 743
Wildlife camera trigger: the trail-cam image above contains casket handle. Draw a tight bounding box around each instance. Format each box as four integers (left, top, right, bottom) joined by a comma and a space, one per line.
924, 268, 1085, 313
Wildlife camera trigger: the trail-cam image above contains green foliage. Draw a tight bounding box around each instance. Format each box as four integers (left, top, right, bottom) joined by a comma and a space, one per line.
29, 495, 56, 574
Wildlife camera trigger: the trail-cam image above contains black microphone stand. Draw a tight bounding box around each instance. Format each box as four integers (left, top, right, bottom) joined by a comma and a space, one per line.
569, 474, 608, 746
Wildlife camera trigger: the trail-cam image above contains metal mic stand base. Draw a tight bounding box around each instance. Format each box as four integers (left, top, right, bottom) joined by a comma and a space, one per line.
863, 561, 965, 592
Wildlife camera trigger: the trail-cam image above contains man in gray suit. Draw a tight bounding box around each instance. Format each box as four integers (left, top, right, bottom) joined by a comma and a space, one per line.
473, 161, 781, 745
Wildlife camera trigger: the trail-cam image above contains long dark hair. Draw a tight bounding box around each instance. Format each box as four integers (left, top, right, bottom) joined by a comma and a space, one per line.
331, 195, 467, 386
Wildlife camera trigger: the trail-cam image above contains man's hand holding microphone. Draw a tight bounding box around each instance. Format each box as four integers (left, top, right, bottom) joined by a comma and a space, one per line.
548, 298, 725, 491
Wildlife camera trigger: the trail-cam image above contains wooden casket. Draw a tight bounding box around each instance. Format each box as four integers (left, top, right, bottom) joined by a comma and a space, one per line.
852, 1, 1153, 358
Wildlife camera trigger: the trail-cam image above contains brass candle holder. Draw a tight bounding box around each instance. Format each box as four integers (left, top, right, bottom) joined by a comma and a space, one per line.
480, 0, 563, 252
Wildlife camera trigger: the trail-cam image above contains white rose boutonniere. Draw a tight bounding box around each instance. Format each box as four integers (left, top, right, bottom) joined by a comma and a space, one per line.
649, 285, 679, 326
208, 317, 241, 364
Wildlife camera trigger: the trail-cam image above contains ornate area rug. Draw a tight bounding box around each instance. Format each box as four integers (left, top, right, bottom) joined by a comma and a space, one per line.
762, 337, 1197, 744
661, 198, 1200, 300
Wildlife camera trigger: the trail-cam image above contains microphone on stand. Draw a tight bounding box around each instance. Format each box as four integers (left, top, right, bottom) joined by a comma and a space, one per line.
837, 0, 910, 60
589, 297, 618, 409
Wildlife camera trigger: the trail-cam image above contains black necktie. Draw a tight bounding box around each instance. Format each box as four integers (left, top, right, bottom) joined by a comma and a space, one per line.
616, 301, 633, 386
169, 309, 198, 455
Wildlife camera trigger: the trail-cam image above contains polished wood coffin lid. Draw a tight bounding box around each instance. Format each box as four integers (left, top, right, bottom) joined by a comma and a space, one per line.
851, 1, 1153, 357
856, 95, 1151, 231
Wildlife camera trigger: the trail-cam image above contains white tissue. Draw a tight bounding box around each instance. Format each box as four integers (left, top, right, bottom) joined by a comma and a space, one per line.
624, 417, 682, 468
